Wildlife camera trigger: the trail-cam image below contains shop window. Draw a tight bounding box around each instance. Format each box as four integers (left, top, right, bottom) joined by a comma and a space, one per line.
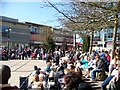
30, 26, 39, 34
117, 33, 120, 41
108, 33, 113, 38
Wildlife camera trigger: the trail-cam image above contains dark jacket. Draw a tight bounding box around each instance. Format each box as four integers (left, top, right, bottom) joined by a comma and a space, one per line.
77, 80, 93, 90
1, 85, 19, 90
96, 59, 104, 70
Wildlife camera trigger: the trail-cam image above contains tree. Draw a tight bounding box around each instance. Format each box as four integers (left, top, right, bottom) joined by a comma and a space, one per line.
55, 2, 113, 54
45, 1, 120, 57
82, 35, 90, 53
43, 35, 56, 52
86, 2, 120, 58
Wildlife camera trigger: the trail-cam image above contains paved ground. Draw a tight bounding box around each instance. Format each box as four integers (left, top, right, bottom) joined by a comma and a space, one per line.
0, 60, 46, 88
0, 60, 103, 89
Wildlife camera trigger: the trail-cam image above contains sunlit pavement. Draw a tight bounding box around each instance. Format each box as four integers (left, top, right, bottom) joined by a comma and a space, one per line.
0, 59, 46, 87
0, 59, 103, 89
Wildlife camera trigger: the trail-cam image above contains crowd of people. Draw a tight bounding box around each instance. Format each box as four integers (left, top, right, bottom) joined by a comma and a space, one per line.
28, 48, 120, 90
1, 47, 67, 60
1, 47, 44, 60
0, 46, 120, 90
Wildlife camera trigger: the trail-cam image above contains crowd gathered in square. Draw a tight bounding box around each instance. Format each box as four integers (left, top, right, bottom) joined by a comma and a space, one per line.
0, 47, 120, 90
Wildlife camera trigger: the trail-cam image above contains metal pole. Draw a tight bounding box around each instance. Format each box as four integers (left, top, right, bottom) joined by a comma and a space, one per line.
8, 30, 10, 50
75, 33, 76, 49
7, 28, 11, 50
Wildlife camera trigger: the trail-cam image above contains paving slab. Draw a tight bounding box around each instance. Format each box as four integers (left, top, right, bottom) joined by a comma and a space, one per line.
0, 60, 46, 87
0, 60, 104, 89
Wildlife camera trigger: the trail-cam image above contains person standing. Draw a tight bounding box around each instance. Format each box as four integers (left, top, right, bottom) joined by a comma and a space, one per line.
46, 50, 52, 64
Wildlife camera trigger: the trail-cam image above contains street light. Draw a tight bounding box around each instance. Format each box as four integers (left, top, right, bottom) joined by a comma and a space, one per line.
6, 28, 11, 50
72, 31, 77, 49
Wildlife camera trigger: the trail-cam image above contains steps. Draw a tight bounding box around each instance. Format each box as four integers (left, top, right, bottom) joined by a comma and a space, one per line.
83, 78, 103, 90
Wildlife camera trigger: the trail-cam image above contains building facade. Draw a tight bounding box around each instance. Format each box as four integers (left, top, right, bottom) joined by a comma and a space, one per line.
93, 27, 120, 51
25, 22, 53, 47
53, 28, 73, 49
1, 16, 75, 50
2, 16, 119, 51
0, 16, 30, 50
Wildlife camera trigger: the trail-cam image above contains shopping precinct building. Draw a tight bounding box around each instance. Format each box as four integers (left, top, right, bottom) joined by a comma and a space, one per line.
93, 28, 120, 51
0, 16, 30, 50
0, 16, 73, 49
0, 16, 120, 50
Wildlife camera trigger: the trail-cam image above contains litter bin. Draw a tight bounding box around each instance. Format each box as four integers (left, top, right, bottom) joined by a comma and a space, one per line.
19, 76, 28, 89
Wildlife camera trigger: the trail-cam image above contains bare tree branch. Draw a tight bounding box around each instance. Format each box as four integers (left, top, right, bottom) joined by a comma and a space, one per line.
46, 0, 77, 23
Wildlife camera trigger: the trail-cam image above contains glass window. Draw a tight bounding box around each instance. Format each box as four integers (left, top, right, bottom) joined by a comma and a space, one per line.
104, 34, 107, 41
2, 26, 10, 32
108, 33, 113, 38
39, 27, 43, 34
1, 26, 11, 37
117, 33, 120, 41
30, 26, 39, 34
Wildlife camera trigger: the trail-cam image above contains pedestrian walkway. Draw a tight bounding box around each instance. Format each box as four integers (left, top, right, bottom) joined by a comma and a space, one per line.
0, 60, 104, 89
0, 60, 46, 87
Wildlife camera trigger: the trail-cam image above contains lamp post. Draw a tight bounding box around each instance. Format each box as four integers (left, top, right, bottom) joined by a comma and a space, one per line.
73, 31, 77, 49
6, 28, 11, 50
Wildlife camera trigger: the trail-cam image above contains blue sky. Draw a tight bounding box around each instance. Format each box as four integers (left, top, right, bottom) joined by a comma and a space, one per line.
1, 1, 64, 28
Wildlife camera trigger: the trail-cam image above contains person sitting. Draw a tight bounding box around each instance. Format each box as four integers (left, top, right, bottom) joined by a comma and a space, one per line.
31, 74, 44, 90
32, 74, 40, 88
108, 55, 119, 76
75, 67, 83, 79
45, 62, 51, 74
91, 54, 105, 81
0, 65, 19, 90
68, 64, 75, 72
63, 72, 93, 90
38, 74, 46, 89
32, 65, 41, 76
80, 55, 89, 70
84, 55, 96, 78
108, 56, 120, 90
64, 68, 70, 75
104, 51, 111, 72
101, 56, 119, 90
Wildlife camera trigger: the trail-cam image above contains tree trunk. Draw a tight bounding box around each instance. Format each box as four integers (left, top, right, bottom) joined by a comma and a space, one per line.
82, 35, 90, 53
112, 14, 118, 59
89, 30, 94, 54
